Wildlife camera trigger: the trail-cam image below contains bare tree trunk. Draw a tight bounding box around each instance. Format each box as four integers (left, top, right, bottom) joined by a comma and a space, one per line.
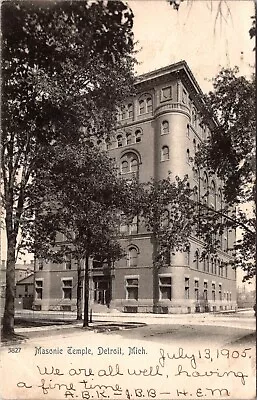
76, 259, 82, 320
83, 255, 89, 327
2, 236, 16, 337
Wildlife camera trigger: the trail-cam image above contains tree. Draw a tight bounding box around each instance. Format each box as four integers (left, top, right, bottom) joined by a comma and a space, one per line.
141, 175, 195, 312
27, 143, 142, 326
196, 68, 255, 281
1, 0, 136, 336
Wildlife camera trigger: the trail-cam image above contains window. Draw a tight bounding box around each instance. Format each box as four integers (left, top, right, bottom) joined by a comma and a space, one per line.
38, 259, 43, 271
203, 172, 208, 190
185, 278, 190, 299
210, 181, 216, 209
203, 281, 208, 300
194, 250, 199, 270
161, 120, 169, 135
128, 246, 138, 267
162, 248, 171, 265
210, 258, 214, 274
131, 158, 138, 172
121, 152, 140, 176
117, 134, 123, 148
202, 253, 206, 272
186, 149, 190, 163
35, 280, 43, 300
139, 99, 145, 115
126, 133, 132, 145
126, 277, 139, 300
225, 265, 228, 278
186, 123, 190, 137
159, 276, 172, 300
182, 88, 187, 104
219, 284, 222, 300
62, 279, 73, 300
146, 97, 153, 113
128, 103, 133, 118
206, 255, 209, 273
121, 160, 129, 173
135, 129, 142, 143
194, 280, 199, 301
121, 105, 126, 120
65, 254, 72, 270
161, 146, 169, 161
129, 216, 138, 234
212, 283, 216, 301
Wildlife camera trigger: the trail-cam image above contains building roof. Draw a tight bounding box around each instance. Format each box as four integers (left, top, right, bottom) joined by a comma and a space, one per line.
16, 273, 34, 285
136, 60, 203, 96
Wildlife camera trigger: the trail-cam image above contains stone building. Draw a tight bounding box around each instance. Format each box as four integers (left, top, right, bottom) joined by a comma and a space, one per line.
33, 61, 237, 313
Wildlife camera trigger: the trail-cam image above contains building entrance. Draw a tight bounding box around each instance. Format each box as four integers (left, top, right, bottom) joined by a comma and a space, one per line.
93, 277, 111, 306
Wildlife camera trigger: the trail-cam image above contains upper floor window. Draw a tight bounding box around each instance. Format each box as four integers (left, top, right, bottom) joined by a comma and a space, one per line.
121, 106, 126, 120
117, 134, 123, 148
139, 99, 145, 115
126, 133, 132, 145
161, 120, 169, 135
65, 254, 72, 270
120, 152, 140, 175
135, 129, 142, 143
128, 103, 133, 118
146, 97, 153, 113
187, 123, 190, 137
161, 145, 169, 161
127, 246, 139, 267
203, 172, 208, 190
194, 250, 199, 270
186, 149, 190, 163
138, 94, 153, 115
193, 138, 197, 153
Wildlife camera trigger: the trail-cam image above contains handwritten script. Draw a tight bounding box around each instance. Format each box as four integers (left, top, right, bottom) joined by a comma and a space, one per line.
13, 346, 254, 399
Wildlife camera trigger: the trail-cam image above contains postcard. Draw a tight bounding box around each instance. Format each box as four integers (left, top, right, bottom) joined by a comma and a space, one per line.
1, 0, 255, 399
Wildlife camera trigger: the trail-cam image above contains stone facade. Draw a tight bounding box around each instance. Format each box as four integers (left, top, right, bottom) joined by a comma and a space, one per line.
33, 61, 237, 313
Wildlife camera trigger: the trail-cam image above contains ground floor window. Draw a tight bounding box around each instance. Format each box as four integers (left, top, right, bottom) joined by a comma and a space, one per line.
125, 277, 139, 300
185, 277, 190, 299
203, 281, 208, 300
194, 280, 199, 301
159, 276, 172, 300
212, 283, 216, 301
35, 280, 43, 300
219, 284, 222, 300
62, 279, 73, 300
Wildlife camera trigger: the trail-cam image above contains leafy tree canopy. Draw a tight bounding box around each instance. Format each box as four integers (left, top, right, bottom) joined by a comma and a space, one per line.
1, 0, 136, 336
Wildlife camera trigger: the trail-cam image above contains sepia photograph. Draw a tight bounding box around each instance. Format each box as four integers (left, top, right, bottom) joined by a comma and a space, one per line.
0, 0, 256, 399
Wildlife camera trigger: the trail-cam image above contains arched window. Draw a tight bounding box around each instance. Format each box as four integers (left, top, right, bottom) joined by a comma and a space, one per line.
128, 246, 138, 267
126, 133, 132, 145
161, 146, 169, 161
203, 172, 208, 190
121, 160, 129, 173
146, 97, 153, 113
139, 99, 145, 115
161, 120, 169, 135
135, 129, 142, 143
211, 257, 214, 274
128, 103, 133, 118
117, 134, 123, 148
195, 250, 199, 270
131, 158, 138, 172
120, 152, 140, 175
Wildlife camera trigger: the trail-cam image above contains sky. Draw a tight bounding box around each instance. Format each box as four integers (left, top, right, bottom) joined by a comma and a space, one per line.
1, 0, 255, 287
128, 0, 255, 92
